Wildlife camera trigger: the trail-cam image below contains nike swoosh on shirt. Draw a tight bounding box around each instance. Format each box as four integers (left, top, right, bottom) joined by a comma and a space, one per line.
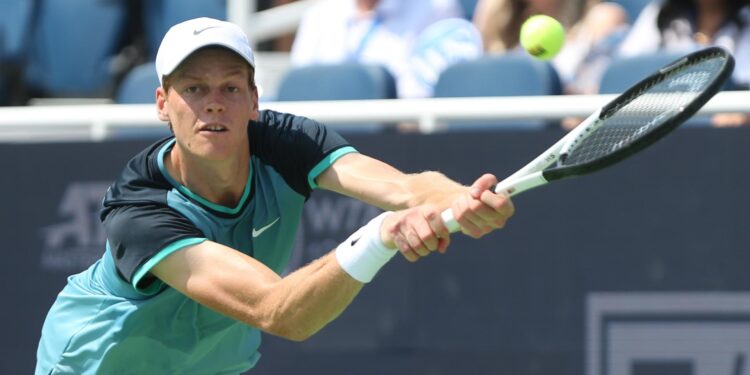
252, 217, 280, 237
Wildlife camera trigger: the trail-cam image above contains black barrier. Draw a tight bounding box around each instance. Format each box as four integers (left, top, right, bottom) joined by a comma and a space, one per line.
2, 127, 749, 375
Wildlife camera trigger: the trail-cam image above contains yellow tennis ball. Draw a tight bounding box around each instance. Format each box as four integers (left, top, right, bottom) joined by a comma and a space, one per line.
520, 15, 565, 60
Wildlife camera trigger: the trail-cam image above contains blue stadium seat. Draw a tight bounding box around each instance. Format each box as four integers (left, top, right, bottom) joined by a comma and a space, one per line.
276, 63, 396, 132
276, 63, 397, 101
143, 0, 227, 60
116, 62, 159, 104
0, 0, 34, 64
113, 61, 171, 140
435, 54, 561, 97
433, 53, 562, 129
24, 0, 129, 97
0, 0, 35, 104
598, 52, 685, 94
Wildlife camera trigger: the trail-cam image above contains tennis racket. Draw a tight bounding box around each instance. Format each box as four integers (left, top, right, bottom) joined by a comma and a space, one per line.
442, 46, 735, 232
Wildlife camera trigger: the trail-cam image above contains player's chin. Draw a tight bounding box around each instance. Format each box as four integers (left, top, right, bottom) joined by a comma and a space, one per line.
193, 143, 236, 161
197, 131, 242, 148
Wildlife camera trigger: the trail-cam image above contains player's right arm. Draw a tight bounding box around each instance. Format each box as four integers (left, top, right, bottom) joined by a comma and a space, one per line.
149, 205, 446, 342
151, 240, 362, 341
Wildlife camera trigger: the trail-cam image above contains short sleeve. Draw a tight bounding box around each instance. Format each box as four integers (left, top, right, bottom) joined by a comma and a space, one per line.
104, 204, 206, 293
249, 110, 357, 198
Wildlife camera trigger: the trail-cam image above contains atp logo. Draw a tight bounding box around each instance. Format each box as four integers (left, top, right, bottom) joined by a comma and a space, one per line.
39, 181, 111, 272
587, 292, 750, 375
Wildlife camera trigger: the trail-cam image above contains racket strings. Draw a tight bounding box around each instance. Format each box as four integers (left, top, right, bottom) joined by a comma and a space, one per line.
561, 54, 727, 166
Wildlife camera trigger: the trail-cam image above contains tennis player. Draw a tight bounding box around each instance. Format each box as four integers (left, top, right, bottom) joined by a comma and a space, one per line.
35, 17, 513, 374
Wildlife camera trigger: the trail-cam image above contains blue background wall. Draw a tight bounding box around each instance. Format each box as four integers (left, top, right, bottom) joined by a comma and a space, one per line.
2, 127, 748, 374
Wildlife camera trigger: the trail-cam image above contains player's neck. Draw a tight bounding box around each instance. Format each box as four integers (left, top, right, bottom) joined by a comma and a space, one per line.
166, 147, 250, 208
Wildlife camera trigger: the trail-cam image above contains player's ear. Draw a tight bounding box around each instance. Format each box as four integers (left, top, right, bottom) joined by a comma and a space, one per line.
248, 66, 260, 118
249, 84, 259, 117
156, 86, 170, 122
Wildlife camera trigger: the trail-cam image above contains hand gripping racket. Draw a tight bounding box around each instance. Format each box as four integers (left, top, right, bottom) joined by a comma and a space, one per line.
442, 46, 735, 232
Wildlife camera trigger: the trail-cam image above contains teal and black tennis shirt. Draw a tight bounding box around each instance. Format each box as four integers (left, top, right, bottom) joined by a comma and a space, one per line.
36, 110, 357, 375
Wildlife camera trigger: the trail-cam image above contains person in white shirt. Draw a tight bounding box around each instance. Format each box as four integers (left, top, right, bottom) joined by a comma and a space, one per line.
290, 0, 464, 98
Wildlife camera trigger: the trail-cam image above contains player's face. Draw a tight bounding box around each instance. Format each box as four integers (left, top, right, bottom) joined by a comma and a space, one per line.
157, 48, 258, 162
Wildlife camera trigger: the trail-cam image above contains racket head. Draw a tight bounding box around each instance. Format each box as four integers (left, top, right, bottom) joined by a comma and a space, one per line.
544, 46, 735, 181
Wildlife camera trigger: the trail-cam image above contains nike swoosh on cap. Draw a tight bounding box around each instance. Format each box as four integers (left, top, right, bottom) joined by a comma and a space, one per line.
252, 217, 280, 237
193, 26, 219, 35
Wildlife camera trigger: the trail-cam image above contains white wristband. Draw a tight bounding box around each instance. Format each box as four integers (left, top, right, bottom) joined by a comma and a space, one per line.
335, 212, 397, 283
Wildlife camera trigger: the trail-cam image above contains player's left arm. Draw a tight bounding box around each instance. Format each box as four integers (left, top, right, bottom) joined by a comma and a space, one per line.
316, 152, 514, 238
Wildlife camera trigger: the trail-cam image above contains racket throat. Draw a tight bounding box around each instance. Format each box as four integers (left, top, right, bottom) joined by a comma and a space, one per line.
493, 171, 548, 197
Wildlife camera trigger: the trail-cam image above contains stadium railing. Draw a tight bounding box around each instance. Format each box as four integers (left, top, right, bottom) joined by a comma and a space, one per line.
0, 91, 748, 143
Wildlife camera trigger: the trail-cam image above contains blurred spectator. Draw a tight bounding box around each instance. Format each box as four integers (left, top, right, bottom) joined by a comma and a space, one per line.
619, 0, 750, 84
290, 0, 465, 98
473, 0, 629, 94
257, 0, 298, 51
618, 0, 750, 126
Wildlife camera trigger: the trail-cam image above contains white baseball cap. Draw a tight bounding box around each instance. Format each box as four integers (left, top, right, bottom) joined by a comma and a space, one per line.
155, 17, 255, 84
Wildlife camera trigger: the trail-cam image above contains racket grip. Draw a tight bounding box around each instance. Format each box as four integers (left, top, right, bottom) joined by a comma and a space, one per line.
440, 208, 461, 233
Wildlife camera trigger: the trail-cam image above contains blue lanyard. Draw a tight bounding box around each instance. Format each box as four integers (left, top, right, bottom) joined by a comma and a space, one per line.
349, 14, 382, 60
